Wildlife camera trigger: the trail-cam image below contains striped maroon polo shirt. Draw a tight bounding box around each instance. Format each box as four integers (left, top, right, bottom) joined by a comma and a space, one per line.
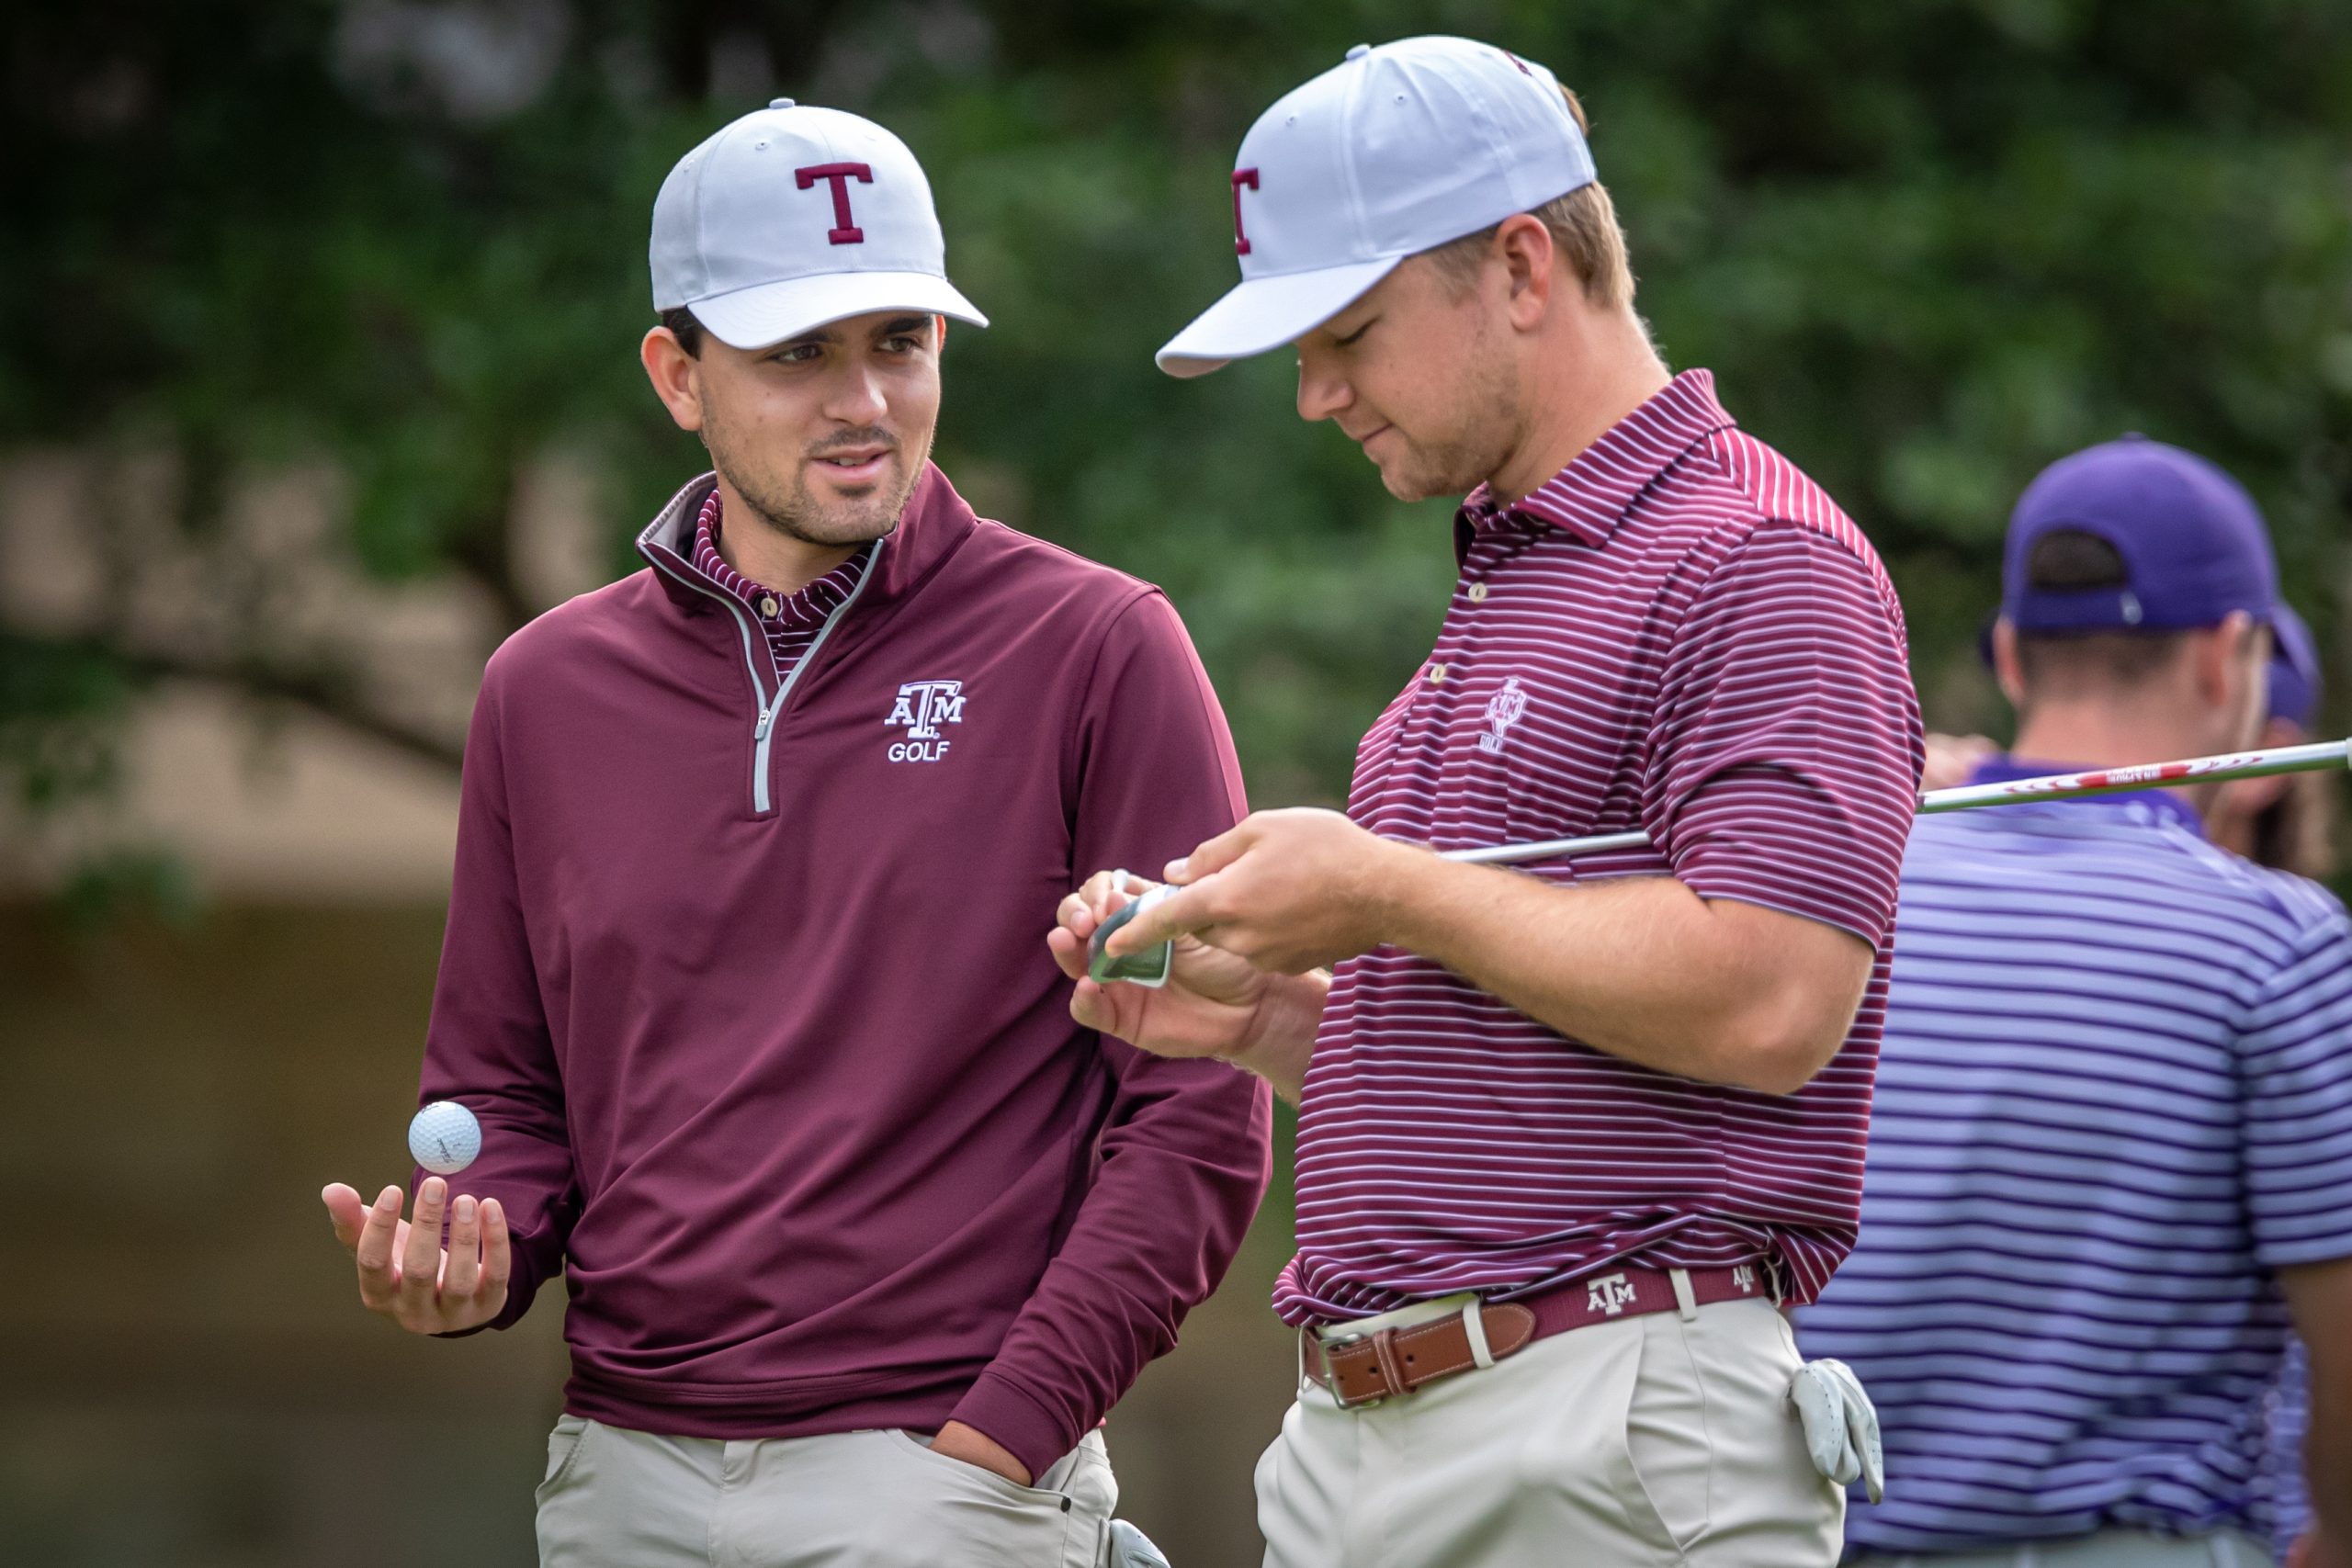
690, 489, 869, 682
1273, 369, 1924, 1325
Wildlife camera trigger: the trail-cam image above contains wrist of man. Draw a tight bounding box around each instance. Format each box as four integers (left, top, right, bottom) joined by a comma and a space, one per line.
1368, 840, 1462, 961
944, 1371, 1066, 1486
1224, 969, 1329, 1086
932, 1419, 1031, 1485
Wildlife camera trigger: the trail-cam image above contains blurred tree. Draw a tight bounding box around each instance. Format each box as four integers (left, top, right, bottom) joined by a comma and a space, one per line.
6, 0, 2350, 864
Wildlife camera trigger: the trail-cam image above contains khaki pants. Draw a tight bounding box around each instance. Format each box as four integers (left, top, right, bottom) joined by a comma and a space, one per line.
1256, 1293, 1843, 1568
1849, 1529, 2273, 1567
535, 1417, 1117, 1567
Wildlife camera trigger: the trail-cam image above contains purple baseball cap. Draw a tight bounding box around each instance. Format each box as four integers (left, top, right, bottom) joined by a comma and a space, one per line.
2001, 434, 2276, 636
2268, 601, 2322, 730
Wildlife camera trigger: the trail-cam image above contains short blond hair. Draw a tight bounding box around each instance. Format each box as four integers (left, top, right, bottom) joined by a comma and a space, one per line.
1424, 87, 1635, 311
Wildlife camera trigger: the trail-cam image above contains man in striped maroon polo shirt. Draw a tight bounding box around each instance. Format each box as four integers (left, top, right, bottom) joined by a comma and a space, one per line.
1054, 38, 1921, 1565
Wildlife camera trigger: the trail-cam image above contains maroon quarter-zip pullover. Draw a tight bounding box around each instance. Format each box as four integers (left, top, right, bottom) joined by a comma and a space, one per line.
417, 464, 1272, 1478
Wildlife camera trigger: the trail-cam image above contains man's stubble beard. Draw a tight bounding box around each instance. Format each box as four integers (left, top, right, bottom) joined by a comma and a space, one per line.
1377, 321, 1524, 504
702, 407, 938, 547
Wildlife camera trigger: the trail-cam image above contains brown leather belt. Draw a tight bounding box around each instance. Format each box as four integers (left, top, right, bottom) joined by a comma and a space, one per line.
1300, 1263, 1775, 1409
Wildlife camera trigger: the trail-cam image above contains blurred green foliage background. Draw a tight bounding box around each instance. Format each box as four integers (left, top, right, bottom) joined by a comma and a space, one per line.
5, 4, 2352, 1563
9, 0, 2352, 829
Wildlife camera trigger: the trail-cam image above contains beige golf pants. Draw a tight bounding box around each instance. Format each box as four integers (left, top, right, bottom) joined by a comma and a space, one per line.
534, 1416, 1117, 1567
1256, 1293, 1844, 1568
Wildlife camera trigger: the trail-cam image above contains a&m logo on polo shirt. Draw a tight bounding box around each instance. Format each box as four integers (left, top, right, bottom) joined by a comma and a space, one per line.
1480, 676, 1530, 755
885, 679, 963, 762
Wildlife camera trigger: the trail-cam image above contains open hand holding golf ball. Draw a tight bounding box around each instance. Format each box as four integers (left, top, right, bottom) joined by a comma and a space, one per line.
408, 1100, 482, 1176
322, 1100, 507, 1337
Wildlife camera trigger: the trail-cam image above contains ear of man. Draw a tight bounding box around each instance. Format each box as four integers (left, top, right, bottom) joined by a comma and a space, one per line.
641, 315, 707, 434
1492, 215, 1558, 326
2188, 610, 2263, 712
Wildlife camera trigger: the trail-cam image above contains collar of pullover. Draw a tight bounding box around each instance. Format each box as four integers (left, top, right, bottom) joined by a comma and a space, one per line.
637, 461, 979, 620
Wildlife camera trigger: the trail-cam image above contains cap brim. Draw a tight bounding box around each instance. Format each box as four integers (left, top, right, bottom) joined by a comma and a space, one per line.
688, 271, 988, 351
1155, 257, 1403, 378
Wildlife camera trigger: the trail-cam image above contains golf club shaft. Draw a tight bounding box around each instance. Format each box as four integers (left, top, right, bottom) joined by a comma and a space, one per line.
1441, 738, 2352, 868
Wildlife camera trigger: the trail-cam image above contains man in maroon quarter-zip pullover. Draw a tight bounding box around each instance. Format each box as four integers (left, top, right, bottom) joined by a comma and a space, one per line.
318, 101, 1270, 1568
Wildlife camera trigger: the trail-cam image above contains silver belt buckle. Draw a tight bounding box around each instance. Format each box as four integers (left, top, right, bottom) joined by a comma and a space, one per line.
1313, 1325, 1382, 1409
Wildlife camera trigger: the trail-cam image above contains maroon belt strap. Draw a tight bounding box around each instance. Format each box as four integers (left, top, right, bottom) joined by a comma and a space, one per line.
1300, 1263, 1774, 1409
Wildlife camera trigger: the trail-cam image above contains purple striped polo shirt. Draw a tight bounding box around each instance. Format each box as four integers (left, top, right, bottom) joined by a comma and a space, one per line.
1274, 369, 1924, 1326
1798, 764, 2352, 1550
690, 489, 869, 682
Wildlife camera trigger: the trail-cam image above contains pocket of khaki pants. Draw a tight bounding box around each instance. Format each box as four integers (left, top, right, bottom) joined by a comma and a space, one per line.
878, 1429, 1078, 1562
880, 1428, 1069, 1508
536, 1415, 593, 1502
1621, 1314, 1714, 1552
1510, 1323, 1679, 1552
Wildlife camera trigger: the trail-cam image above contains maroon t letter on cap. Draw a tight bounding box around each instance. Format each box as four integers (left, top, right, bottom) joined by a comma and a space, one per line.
1230, 168, 1261, 257
797, 163, 875, 244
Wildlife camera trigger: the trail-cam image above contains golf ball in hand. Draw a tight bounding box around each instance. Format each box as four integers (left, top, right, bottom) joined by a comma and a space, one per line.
408, 1100, 482, 1176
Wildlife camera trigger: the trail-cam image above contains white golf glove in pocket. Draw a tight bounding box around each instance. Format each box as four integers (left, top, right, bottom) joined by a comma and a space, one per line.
1106, 1518, 1172, 1568
1789, 1358, 1883, 1504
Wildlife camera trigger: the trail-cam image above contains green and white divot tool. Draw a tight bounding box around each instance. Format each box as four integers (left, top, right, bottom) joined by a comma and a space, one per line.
1086, 883, 1180, 988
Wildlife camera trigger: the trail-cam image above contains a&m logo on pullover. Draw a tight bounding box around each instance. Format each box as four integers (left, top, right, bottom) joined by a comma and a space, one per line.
886, 680, 964, 762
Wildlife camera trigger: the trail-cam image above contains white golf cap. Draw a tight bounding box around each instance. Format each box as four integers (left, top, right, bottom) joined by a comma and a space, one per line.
651, 99, 987, 350
1157, 38, 1594, 378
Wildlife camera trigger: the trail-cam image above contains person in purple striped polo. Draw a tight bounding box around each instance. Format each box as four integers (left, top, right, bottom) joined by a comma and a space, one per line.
1050, 37, 1921, 1566
1797, 438, 2352, 1568
1922, 602, 2343, 1568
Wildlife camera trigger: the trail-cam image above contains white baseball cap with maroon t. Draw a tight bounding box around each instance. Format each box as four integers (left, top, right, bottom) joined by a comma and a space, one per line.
651, 100, 988, 351
1157, 37, 1595, 378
